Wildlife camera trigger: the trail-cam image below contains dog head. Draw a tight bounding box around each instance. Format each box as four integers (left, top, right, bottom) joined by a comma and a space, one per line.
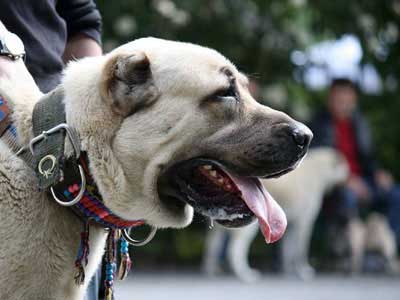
62, 38, 312, 243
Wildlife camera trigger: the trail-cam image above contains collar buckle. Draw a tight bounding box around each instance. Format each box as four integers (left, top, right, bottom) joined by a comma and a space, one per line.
29, 122, 85, 206
29, 123, 80, 158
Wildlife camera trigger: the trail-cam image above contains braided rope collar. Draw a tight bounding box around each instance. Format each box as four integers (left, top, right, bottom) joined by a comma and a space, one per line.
61, 155, 145, 229
0, 95, 20, 153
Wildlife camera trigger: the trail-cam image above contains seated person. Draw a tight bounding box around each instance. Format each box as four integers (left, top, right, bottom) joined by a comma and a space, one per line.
310, 78, 400, 248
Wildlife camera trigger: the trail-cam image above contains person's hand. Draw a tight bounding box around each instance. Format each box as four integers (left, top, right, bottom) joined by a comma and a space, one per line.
0, 20, 8, 35
346, 175, 371, 202
62, 33, 102, 63
0, 21, 38, 91
374, 169, 394, 192
0, 21, 41, 104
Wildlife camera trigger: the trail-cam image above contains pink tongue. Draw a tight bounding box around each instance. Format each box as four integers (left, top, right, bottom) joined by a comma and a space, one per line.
230, 175, 287, 243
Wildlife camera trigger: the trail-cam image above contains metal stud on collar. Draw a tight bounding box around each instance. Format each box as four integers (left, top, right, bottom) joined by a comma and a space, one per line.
50, 164, 86, 206
122, 226, 157, 247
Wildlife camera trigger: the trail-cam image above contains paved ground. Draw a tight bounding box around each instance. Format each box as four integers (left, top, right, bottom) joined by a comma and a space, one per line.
114, 272, 400, 300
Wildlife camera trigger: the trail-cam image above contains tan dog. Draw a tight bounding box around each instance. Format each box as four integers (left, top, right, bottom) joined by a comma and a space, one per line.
203, 148, 346, 282
0, 38, 312, 299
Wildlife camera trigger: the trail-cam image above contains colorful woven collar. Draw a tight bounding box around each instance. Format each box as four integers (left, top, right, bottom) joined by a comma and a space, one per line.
58, 155, 145, 229
71, 185, 145, 229
0, 95, 20, 152
0, 95, 11, 134
58, 157, 144, 299
47, 155, 147, 300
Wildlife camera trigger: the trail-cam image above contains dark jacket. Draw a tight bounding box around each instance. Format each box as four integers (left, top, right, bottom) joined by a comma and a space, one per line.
0, 0, 102, 92
310, 109, 377, 177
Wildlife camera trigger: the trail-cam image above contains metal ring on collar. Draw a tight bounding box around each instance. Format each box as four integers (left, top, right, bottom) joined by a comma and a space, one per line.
50, 164, 86, 206
38, 154, 57, 179
122, 226, 157, 247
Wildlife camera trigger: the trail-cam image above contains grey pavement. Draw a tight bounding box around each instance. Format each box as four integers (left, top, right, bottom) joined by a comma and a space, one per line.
114, 272, 400, 300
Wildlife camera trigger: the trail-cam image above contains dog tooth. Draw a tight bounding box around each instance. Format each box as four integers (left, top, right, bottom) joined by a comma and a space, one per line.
203, 165, 212, 170
226, 184, 232, 190
217, 178, 224, 185
210, 170, 218, 177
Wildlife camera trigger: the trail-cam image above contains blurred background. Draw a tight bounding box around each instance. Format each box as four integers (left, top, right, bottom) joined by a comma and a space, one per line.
94, 1, 400, 299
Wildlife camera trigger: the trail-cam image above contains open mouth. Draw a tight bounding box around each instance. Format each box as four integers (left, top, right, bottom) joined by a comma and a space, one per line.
158, 158, 287, 243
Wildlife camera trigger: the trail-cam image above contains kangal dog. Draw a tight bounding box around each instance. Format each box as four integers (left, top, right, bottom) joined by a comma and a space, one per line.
0, 37, 312, 299
203, 147, 346, 282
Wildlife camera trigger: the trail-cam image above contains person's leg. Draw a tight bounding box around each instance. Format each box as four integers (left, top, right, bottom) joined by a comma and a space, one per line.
384, 185, 400, 248
335, 185, 359, 222
327, 186, 363, 272
85, 266, 100, 300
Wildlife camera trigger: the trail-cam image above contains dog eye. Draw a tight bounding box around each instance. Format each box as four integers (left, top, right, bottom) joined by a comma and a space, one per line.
214, 85, 238, 101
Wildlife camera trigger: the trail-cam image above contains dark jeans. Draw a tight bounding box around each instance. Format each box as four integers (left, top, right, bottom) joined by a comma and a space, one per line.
386, 186, 400, 247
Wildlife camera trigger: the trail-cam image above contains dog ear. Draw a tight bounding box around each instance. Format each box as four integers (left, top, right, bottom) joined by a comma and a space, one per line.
101, 51, 160, 116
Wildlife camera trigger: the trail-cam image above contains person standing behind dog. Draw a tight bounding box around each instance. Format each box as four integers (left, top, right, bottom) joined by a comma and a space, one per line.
310, 78, 400, 248
0, 0, 102, 92
0, 1, 102, 299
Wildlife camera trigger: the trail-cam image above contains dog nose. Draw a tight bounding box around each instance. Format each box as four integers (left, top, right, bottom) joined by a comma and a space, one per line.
291, 126, 313, 148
